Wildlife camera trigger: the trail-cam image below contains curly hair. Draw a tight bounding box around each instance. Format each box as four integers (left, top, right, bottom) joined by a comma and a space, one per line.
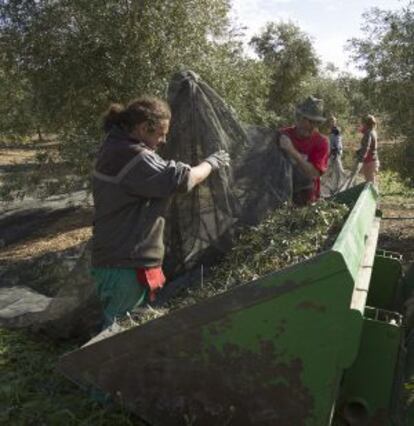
102, 96, 171, 133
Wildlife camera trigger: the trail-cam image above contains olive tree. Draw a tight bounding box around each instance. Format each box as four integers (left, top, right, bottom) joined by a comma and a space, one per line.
249, 21, 320, 124
0, 0, 239, 189
348, 3, 414, 179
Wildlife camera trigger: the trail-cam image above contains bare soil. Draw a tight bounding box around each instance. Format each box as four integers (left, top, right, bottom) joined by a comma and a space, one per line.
0, 148, 36, 165
0, 144, 92, 266
379, 198, 414, 262
0, 210, 92, 263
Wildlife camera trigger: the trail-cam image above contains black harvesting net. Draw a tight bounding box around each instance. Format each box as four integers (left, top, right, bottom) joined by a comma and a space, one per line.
161, 70, 347, 277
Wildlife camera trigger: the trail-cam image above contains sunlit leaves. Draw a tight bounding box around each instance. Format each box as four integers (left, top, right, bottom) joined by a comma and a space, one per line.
347, 2, 414, 180
250, 21, 320, 124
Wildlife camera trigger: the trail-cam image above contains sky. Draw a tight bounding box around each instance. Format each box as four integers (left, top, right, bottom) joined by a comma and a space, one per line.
230, 0, 408, 75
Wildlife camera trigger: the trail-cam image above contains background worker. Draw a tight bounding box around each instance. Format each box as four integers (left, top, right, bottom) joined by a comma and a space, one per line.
91, 97, 230, 326
278, 96, 330, 205
328, 115, 345, 173
356, 114, 379, 184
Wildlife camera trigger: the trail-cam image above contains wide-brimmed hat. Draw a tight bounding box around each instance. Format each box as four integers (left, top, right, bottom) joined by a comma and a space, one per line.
296, 96, 326, 123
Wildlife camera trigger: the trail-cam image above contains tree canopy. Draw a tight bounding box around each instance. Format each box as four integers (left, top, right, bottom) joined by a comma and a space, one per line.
348, 2, 414, 179
250, 21, 319, 122
0, 0, 412, 196
0, 0, 231, 130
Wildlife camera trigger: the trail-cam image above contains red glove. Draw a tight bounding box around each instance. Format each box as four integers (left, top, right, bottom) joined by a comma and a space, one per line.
136, 267, 166, 302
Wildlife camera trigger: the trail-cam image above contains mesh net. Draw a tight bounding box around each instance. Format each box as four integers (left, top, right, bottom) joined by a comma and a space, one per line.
162, 70, 349, 277
321, 156, 350, 198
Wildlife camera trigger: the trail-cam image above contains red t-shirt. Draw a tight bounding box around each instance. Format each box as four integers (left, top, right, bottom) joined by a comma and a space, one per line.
280, 127, 329, 203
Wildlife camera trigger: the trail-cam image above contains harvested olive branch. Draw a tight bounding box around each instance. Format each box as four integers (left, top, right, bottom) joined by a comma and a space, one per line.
124, 200, 349, 328
205, 200, 349, 292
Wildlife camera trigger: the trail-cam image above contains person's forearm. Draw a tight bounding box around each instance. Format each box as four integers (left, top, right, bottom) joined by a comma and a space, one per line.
187, 161, 213, 190
288, 149, 320, 179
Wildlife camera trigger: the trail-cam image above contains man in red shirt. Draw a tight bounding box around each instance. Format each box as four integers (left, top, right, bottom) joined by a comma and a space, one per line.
279, 96, 330, 205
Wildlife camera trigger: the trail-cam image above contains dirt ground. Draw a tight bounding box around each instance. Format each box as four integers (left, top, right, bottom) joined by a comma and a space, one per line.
378, 198, 414, 263
0, 148, 36, 165
0, 210, 92, 263
0, 143, 92, 264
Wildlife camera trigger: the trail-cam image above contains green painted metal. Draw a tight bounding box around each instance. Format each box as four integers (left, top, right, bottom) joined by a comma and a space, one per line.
332, 183, 379, 280
60, 251, 363, 426
199, 254, 363, 426
58, 183, 396, 426
402, 263, 414, 425
334, 309, 404, 426
367, 252, 403, 310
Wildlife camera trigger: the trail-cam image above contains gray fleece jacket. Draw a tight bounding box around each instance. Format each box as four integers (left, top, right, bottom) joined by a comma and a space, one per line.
91, 126, 190, 268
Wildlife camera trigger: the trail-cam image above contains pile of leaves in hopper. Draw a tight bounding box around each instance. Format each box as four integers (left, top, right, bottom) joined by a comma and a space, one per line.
122, 200, 350, 328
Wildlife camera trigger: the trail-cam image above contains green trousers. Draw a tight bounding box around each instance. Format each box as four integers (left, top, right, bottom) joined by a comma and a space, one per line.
91, 267, 147, 327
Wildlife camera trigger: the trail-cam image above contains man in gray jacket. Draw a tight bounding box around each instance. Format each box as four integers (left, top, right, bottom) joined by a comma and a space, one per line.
92, 97, 229, 326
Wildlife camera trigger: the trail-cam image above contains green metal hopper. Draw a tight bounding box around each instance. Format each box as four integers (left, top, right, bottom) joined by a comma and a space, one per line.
58, 183, 406, 426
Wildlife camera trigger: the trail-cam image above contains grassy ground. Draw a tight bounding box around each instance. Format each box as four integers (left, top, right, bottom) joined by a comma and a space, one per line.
0, 329, 143, 426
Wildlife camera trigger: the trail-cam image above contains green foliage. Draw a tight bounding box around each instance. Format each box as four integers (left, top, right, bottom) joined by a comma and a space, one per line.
0, 0, 236, 182
206, 200, 349, 287
1, 0, 231, 126
196, 40, 277, 126
0, 0, 282, 192
379, 137, 414, 184
379, 169, 414, 196
2, 0, 402, 196
0, 63, 40, 139
249, 21, 320, 123
348, 2, 414, 180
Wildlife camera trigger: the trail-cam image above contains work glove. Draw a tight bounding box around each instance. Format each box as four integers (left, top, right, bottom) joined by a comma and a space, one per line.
204, 150, 230, 171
